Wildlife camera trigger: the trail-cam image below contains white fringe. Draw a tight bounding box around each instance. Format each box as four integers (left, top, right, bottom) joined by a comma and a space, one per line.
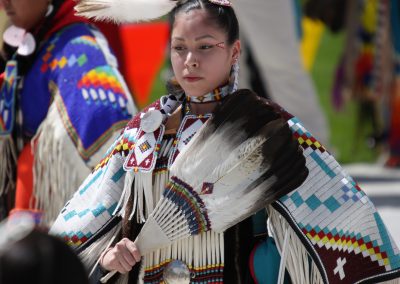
116, 136, 175, 224
115, 171, 153, 224
268, 205, 324, 284
140, 230, 224, 280
81, 222, 122, 274
102, 136, 227, 282
0, 137, 17, 196
32, 92, 121, 226
32, 102, 91, 226
139, 169, 225, 280
115, 274, 129, 284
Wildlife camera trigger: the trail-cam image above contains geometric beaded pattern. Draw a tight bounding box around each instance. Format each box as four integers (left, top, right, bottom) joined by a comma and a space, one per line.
93, 101, 163, 172
168, 114, 210, 167
94, 127, 137, 171
299, 221, 393, 269
34, 25, 134, 160
77, 66, 130, 117
277, 117, 400, 283
123, 123, 164, 173
51, 152, 126, 246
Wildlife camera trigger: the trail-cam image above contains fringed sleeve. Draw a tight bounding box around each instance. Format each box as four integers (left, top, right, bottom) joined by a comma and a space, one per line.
18, 24, 136, 225
266, 113, 400, 284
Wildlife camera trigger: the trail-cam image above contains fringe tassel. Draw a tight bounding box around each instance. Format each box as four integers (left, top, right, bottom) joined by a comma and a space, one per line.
138, 170, 225, 282
115, 274, 129, 284
81, 222, 122, 274
268, 205, 324, 284
116, 137, 175, 224
32, 103, 91, 226
0, 137, 17, 196
115, 171, 153, 223
141, 230, 224, 282
268, 206, 400, 284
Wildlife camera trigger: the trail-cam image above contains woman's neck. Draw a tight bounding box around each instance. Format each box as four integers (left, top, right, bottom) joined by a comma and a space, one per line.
188, 101, 219, 116
185, 84, 230, 115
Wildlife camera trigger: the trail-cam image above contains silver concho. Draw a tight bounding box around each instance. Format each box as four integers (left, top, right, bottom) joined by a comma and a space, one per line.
163, 260, 191, 284
140, 109, 163, 133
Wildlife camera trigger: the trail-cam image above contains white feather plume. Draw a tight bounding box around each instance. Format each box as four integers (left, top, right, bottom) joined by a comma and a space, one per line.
100, 90, 308, 282
75, 0, 177, 23
170, 117, 292, 232
170, 119, 282, 191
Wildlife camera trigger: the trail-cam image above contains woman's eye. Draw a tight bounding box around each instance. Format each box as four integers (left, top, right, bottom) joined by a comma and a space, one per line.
173, 46, 186, 51
199, 45, 214, 50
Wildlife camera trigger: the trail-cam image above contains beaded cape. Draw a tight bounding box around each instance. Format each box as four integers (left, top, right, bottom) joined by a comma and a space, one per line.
51, 96, 400, 283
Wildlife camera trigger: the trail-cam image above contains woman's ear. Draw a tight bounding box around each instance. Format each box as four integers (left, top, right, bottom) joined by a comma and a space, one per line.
231, 39, 241, 65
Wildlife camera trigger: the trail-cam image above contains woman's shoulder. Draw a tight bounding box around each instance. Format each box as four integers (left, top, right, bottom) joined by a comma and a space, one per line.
236, 88, 294, 121
125, 98, 164, 131
44, 23, 107, 58
123, 96, 181, 135
39, 23, 115, 77
48, 22, 95, 44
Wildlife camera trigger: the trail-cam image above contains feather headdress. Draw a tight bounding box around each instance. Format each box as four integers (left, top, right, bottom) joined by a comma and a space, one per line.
101, 90, 308, 282
75, 0, 178, 23
74, 0, 233, 23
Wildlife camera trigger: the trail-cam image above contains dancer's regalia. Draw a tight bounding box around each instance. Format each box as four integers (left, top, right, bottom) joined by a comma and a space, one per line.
0, 0, 137, 224
51, 0, 400, 283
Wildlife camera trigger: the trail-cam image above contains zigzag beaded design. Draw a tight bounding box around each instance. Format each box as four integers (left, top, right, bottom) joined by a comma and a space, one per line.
78, 66, 126, 98
94, 131, 135, 171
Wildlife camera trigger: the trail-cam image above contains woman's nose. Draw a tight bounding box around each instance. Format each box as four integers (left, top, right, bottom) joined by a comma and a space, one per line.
184, 52, 199, 68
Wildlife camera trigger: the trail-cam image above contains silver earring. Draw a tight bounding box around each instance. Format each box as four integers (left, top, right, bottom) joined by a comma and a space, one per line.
45, 4, 54, 17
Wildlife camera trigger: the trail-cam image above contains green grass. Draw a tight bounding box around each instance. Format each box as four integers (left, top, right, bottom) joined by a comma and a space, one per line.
149, 60, 169, 105
311, 31, 378, 163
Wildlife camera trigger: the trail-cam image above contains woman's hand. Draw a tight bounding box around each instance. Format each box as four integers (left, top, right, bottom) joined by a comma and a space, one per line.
100, 238, 141, 274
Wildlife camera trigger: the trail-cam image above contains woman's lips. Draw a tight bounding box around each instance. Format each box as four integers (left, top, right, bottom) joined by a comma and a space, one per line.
184, 76, 202, 82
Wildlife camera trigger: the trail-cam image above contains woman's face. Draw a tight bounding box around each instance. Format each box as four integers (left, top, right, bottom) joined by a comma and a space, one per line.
1, 0, 49, 30
171, 9, 240, 97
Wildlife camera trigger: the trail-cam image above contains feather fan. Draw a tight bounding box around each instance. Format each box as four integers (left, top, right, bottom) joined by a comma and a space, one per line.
75, 0, 177, 23
101, 89, 308, 282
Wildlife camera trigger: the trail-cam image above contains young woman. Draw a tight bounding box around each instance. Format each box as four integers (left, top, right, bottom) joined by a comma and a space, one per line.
0, 0, 136, 224
51, 0, 400, 283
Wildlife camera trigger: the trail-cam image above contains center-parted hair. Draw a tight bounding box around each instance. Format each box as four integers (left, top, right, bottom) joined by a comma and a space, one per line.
170, 0, 239, 45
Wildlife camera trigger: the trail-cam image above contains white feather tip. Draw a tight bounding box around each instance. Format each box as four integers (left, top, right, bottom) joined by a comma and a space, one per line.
75, 0, 177, 23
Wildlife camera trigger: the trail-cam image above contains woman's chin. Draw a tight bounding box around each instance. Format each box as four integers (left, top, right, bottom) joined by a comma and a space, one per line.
185, 90, 210, 98
182, 87, 206, 98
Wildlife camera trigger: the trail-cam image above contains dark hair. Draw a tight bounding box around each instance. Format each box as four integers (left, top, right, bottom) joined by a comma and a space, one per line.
170, 0, 239, 45
0, 230, 89, 284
